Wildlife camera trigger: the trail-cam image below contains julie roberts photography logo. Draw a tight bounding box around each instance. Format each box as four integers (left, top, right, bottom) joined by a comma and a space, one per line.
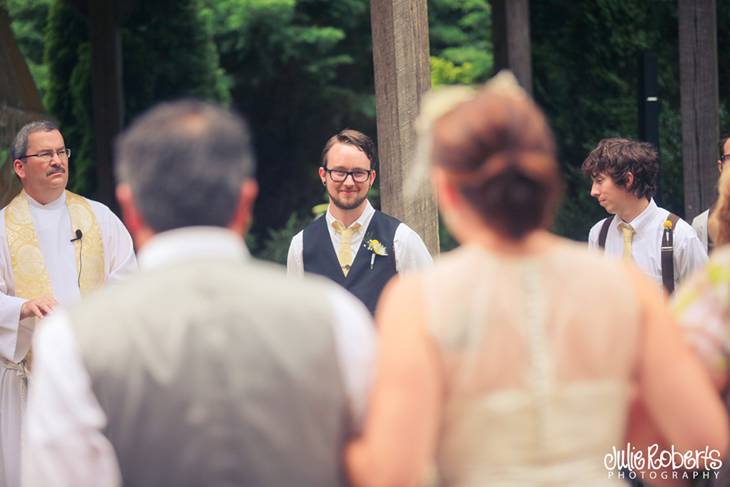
604, 443, 723, 482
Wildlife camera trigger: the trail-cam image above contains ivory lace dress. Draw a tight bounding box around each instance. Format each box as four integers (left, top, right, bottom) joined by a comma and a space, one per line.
423, 241, 641, 486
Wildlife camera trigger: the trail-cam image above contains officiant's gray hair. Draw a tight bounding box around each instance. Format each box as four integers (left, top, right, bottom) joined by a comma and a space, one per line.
115, 100, 256, 232
11, 120, 60, 162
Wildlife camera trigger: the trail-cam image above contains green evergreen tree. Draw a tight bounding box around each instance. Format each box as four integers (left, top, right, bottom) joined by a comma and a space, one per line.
202, 0, 375, 246
42, 0, 229, 198
530, 0, 685, 239
43, 1, 92, 194
429, 0, 491, 85
5, 0, 51, 98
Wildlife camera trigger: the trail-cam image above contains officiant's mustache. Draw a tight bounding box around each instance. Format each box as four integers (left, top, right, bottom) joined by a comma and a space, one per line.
47, 166, 65, 176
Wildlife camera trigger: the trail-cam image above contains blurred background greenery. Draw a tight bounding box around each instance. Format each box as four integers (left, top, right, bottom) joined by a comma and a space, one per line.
2, 0, 729, 262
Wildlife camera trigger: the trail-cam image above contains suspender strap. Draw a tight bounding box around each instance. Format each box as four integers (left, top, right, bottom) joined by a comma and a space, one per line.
709, 204, 716, 254
661, 213, 680, 294
598, 216, 614, 249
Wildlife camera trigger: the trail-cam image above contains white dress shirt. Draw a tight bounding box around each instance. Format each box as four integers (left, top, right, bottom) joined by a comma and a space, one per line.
691, 208, 710, 252
23, 227, 375, 487
286, 200, 433, 276
588, 199, 707, 288
0, 191, 136, 487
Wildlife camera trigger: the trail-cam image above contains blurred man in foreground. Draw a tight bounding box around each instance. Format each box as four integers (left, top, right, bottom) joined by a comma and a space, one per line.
23, 101, 374, 487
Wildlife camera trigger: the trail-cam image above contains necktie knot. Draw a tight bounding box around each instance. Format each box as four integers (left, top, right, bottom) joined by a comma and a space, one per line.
332, 221, 361, 237
332, 220, 345, 233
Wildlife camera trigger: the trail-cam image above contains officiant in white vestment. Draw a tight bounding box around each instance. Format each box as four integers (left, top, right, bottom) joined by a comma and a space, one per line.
0, 121, 136, 487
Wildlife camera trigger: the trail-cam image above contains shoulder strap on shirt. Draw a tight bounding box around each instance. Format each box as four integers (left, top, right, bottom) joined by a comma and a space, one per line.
598, 216, 613, 249
661, 212, 680, 293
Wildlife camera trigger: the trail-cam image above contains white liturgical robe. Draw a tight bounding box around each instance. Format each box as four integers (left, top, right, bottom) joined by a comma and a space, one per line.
0, 191, 136, 487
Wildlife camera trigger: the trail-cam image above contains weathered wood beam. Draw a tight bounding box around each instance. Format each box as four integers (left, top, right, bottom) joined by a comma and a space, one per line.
370, 0, 439, 255
679, 0, 718, 219
491, 0, 532, 94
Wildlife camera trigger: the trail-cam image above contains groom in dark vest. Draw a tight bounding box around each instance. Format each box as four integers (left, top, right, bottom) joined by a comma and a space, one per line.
287, 129, 432, 315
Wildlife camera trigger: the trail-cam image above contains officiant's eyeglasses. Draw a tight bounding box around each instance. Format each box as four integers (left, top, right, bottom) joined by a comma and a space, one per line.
325, 168, 372, 183
20, 148, 71, 162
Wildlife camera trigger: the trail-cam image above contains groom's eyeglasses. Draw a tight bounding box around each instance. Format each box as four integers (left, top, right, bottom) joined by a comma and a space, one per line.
325, 168, 372, 183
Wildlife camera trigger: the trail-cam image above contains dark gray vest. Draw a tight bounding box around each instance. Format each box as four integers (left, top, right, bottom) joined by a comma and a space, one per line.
302, 210, 399, 314
69, 258, 350, 487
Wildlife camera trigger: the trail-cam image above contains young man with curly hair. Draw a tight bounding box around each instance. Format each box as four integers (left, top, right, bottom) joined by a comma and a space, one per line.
583, 137, 707, 292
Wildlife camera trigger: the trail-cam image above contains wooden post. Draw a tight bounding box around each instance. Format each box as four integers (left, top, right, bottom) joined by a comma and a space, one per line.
370, 0, 439, 255
491, 0, 532, 94
88, 1, 124, 209
679, 0, 718, 219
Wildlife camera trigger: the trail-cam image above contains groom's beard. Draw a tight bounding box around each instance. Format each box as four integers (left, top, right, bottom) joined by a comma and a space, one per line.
330, 192, 368, 210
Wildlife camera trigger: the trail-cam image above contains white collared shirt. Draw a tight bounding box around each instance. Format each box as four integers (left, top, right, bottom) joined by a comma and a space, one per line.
23, 227, 376, 487
691, 208, 710, 252
588, 199, 708, 287
286, 200, 433, 276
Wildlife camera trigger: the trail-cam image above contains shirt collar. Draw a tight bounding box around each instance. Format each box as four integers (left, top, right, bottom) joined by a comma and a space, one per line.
325, 200, 374, 231
619, 198, 657, 234
138, 226, 249, 270
24, 190, 66, 210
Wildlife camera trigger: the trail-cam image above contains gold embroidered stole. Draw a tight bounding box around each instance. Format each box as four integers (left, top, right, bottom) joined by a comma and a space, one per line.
5, 190, 106, 300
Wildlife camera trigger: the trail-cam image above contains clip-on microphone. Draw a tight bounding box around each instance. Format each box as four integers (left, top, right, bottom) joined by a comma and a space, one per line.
70, 229, 83, 287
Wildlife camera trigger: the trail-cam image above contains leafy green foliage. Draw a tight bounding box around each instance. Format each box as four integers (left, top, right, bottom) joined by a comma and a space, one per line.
43, 1, 92, 194
201, 0, 376, 246
431, 56, 477, 86
428, 0, 490, 250
429, 0, 492, 83
123, 0, 230, 118
5, 0, 51, 98
41, 0, 229, 199
531, 0, 686, 240
11, 0, 730, 257
256, 211, 312, 265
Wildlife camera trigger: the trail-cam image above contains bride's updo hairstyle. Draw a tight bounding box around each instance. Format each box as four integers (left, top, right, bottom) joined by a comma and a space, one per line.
431, 72, 562, 240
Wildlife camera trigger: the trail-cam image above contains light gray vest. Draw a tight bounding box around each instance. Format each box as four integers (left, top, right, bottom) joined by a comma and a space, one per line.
69, 258, 350, 487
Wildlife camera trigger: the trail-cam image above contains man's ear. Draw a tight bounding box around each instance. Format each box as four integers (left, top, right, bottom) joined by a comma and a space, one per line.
116, 184, 151, 248
13, 160, 24, 180
319, 166, 327, 185
229, 178, 259, 236
433, 167, 458, 209
625, 172, 634, 190
369, 169, 377, 188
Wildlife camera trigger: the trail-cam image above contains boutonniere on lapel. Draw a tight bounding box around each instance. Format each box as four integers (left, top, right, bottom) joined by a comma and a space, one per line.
365, 238, 388, 270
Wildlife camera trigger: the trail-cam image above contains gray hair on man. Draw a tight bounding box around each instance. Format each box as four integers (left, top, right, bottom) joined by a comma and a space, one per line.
10, 120, 60, 162
114, 100, 256, 232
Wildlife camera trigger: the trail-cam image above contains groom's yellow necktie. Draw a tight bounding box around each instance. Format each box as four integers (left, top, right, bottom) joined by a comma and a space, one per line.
332, 221, 361, 276
618, 222, 635, 260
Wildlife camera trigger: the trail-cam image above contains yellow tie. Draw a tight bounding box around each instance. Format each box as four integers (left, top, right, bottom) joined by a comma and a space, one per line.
332, 221, 361, 276
618, 222, 635, 260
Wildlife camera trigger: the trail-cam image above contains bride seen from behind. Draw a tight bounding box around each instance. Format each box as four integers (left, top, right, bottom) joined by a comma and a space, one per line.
346, 72, 728, 487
